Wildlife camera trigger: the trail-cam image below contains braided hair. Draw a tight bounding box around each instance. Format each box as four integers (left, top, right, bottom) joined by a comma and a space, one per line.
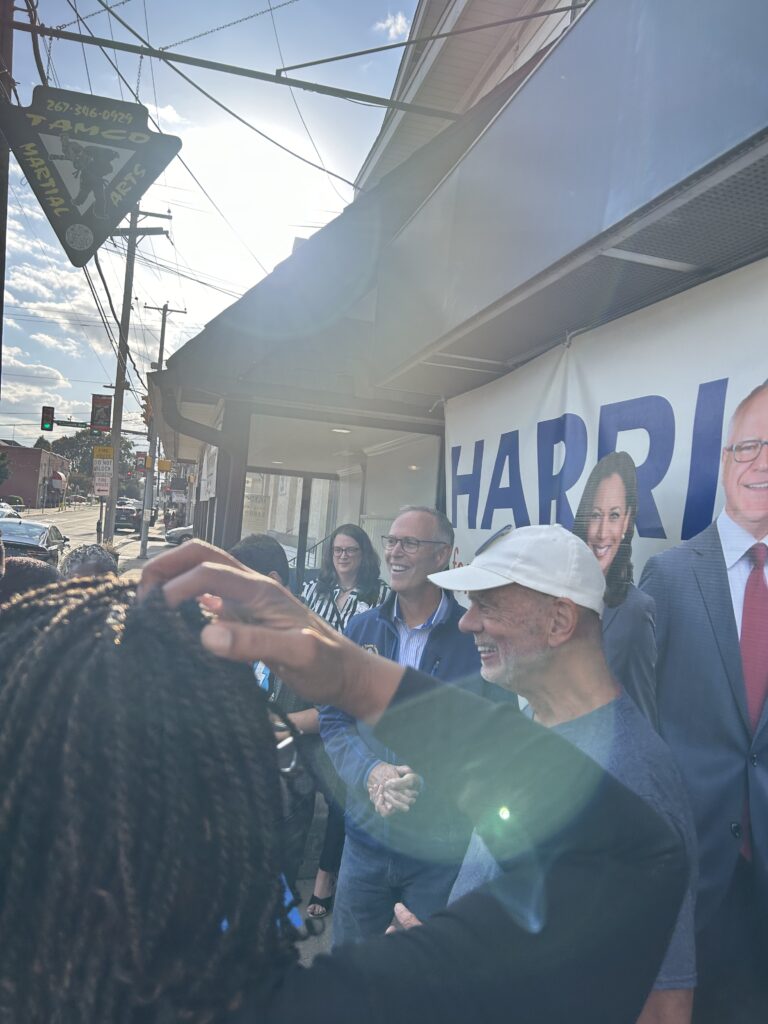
0, 577, 295, 1023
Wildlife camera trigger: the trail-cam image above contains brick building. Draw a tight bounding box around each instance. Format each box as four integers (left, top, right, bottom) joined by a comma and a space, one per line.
0, 441, 70, 509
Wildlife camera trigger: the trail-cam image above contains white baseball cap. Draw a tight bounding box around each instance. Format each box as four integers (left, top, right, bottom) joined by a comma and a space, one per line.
429, 524, 605, 616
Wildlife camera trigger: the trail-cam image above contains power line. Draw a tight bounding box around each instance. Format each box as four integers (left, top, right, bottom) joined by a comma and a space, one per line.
276, 5, 588, 76
96, 0, 359, 190
266, 0, 348, 207
60, 0, 270, 274
92, 252, 146, 391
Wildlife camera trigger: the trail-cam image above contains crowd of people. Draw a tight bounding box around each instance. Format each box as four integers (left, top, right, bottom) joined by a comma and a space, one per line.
0, 379, 766, 1023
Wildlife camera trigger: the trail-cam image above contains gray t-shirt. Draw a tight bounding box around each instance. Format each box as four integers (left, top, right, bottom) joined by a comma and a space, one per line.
450, 692, 697, 990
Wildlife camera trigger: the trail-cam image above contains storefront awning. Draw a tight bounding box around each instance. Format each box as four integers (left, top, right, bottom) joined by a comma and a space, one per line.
373, 0, 768, 397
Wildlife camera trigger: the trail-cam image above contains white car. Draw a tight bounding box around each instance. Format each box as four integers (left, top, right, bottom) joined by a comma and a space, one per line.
0, 501, 22, 519
165, 524, 193, 545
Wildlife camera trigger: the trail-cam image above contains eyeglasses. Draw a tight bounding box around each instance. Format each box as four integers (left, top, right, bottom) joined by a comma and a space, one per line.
724, 439, 768, 463
332, 545, 360, 557
381, 535, 447, 553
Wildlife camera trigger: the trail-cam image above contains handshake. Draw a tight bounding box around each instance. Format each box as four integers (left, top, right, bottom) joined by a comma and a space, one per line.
367, 761, 422, 817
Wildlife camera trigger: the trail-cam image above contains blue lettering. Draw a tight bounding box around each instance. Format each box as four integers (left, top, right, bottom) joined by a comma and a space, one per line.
598, 395, 675, 539
451, 441, 484, 529
537, 414, 588, 527
481, 430, 530, 529
681, 378, 728, 540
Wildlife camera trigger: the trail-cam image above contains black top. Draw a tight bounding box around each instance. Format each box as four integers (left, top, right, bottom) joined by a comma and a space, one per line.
233, 669, 687, 1024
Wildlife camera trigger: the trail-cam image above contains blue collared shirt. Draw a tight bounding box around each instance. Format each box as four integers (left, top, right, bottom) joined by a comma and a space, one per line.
393, 590, 451, 669
717, 510, 768, 638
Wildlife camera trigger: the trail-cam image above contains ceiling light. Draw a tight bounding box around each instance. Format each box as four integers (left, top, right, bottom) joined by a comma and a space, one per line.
271, 460, 283, 465
408, 465, 420, 471
332, 427, 351, 434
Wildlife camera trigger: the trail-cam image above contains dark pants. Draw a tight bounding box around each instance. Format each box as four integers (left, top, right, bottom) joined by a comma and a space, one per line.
318, 797, 345, 875
694, 858, 768, 1024
332, 832, 460, 947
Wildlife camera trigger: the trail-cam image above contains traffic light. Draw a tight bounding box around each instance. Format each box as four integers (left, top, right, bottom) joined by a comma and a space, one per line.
141, 394, 152, 427
41, 405, 54, 431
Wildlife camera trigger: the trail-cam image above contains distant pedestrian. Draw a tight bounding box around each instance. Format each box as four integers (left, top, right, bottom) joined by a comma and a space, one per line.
60, 543, 119, 579
302, 524, 389, 919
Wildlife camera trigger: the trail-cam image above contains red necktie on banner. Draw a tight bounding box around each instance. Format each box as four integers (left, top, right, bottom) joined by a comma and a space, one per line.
741, 543, 768, 731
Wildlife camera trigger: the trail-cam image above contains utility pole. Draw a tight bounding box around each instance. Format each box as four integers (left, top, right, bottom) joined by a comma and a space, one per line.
0, 0, 14, 397
138, 301, 185, 559
103, 208, 168, 542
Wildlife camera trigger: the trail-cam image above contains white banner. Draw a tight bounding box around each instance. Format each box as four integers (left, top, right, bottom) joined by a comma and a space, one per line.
446, 258, 768, 572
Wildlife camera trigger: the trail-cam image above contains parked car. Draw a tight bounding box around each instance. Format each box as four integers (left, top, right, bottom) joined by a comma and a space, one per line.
0, 519, 69, 565
165, 524, 193, 545
0, 501, 22, 519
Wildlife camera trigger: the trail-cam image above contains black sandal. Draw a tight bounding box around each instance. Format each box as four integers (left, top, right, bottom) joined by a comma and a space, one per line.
306, 893, 334, 918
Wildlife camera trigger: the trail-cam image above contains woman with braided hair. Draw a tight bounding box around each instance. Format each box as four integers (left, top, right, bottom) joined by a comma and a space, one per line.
0, 551, 687, 1024
0, 575, 295, 1024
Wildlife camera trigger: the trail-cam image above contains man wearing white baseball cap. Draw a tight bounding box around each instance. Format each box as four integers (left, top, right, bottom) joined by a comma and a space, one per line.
393, 525, 697, 1024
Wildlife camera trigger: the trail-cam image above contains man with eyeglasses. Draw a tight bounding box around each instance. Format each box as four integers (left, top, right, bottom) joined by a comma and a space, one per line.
319, 506, 499, 946
641, 381, 768, 1023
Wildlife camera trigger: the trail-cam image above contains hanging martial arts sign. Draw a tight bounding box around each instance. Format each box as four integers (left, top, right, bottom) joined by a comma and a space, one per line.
0, 87, 181, 267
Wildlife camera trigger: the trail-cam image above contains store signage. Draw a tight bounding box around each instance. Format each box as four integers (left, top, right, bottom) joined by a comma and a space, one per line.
93, 474, 111, 496
0, 86, 181, 266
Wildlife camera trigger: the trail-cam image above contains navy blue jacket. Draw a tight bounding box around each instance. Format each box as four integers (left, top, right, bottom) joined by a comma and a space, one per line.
602, 583, 658, 727
640, 523, 768, 930
319, 590, 507, 857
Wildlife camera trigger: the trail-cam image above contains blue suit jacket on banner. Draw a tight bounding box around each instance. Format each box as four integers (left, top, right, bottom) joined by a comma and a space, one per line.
640, 522, 768, 930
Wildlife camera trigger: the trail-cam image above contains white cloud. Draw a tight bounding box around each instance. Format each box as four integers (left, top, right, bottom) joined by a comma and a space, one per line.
147, 103, 189, 127
30, 332, 82, 359
374, 11, 411, 41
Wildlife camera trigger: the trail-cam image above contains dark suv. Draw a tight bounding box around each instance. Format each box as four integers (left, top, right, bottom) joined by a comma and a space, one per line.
115, 503, 157, 532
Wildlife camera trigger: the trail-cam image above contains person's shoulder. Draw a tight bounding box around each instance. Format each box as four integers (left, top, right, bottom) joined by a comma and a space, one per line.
644, 523, 720, 572
619, 583, 655, 616
345, 598, 390, 637
613, 697, 691, 808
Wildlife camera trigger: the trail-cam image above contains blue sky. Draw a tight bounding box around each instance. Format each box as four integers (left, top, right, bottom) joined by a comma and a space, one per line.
1, 0, 417, 445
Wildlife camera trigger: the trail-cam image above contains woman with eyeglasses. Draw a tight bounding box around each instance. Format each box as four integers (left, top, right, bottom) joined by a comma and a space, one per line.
301, 523, 389, 918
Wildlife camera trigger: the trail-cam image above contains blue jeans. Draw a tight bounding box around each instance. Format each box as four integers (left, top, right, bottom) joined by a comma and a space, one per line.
332, 831, 461, 947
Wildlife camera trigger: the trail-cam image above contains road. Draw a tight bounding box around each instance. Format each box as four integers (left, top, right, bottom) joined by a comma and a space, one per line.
20, 503, 173, 574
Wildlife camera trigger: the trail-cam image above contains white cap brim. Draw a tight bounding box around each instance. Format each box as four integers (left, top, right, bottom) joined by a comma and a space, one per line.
428, 565, 518, 592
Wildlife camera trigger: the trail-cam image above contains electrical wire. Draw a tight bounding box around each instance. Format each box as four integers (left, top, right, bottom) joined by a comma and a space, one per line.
72, 0, 94, 92
23, 0, 49, 84
92, 253, 147, 390
62, 0, 270, 274
95, 0, 358, 190
266, 0, 349, 207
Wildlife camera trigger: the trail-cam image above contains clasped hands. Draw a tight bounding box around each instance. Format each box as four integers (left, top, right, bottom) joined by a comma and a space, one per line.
367, 761, 422, 817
